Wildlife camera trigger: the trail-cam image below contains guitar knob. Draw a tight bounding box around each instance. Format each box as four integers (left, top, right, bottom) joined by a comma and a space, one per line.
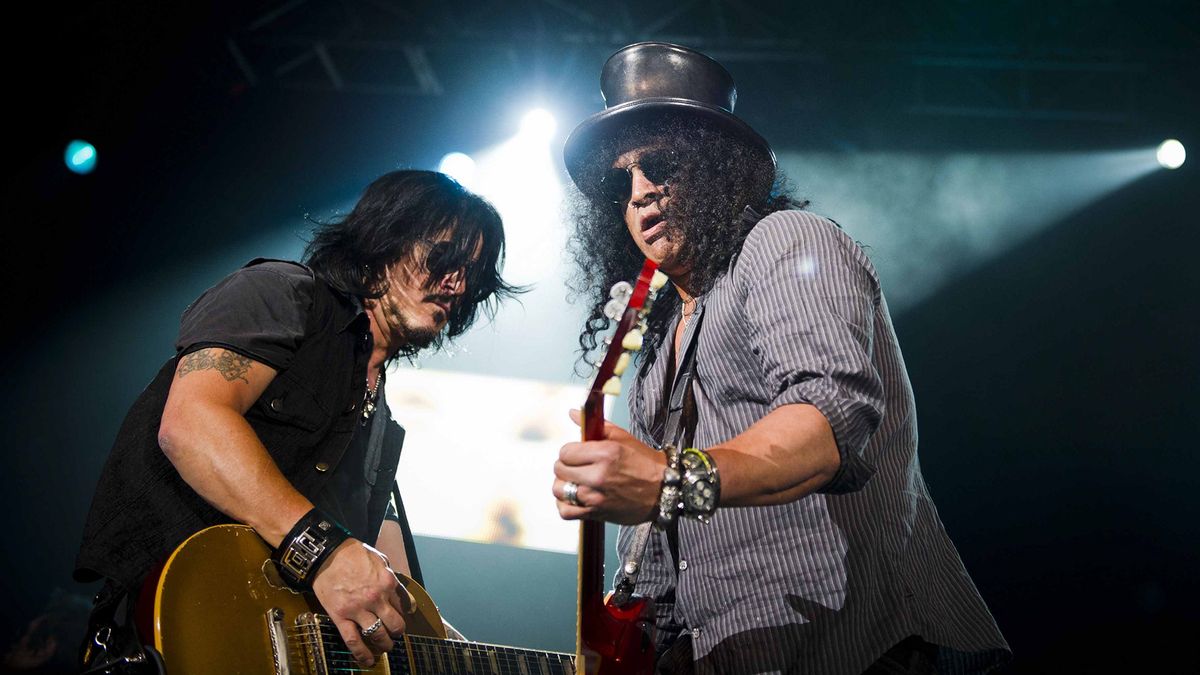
650, 270, 669, 290
621, 330, 644, 351
604, 298, 627, 320
613, 353, 631, 376
602, 376, 622, 396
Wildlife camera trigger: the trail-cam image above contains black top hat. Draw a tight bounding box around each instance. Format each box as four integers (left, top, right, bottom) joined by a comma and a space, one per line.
563, 42, 775, 191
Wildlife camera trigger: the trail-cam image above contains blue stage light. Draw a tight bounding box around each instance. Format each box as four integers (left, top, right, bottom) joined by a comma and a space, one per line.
65, 140, 97, 174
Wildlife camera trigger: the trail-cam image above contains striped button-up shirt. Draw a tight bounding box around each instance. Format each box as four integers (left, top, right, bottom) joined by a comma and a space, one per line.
618, 210, 1010, 674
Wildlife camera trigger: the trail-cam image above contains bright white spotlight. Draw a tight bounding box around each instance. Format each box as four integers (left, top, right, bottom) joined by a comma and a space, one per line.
519, 108, 557, 143
1157, 139, 1185, 170
438, 152, 478, 189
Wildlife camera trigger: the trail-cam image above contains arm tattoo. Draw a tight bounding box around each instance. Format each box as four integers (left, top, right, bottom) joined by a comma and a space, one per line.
178, 348, 253, 384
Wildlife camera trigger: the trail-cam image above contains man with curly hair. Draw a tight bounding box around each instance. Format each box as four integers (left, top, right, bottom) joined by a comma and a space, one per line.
553, 43, 1010, 674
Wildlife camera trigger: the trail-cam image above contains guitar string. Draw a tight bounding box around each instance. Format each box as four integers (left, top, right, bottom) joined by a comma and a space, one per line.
282, 635, 573, 667
283, 625, 575, 673
284, 624, 574, 659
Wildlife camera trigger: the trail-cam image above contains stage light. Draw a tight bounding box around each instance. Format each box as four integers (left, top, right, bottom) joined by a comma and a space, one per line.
437, 152, 478, 190
65, 140, 97, 174
518, 108, 557, 143
1156, 139, 1185, 169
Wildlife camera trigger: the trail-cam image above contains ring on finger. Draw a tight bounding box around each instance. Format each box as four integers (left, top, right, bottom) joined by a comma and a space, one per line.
360, 616, 384, 639
563, 481, 582, 507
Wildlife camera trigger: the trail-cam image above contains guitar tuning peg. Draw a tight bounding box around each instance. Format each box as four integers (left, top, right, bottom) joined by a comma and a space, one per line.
613, 352, 631, 376
602, 376, 622, 396
609, 281, 633, 302
621, 330, 644, 351
649, 270, 669, 290
604, 298, 627, 321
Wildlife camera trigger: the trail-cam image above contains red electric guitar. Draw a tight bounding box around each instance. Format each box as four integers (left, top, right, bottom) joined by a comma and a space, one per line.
575, 259, 669, 675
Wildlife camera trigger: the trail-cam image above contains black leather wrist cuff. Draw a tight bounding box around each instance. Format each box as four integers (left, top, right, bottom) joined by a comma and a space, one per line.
272, 508, 351, 591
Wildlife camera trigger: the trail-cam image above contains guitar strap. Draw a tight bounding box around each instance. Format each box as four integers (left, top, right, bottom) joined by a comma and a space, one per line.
613, 303, 703, 606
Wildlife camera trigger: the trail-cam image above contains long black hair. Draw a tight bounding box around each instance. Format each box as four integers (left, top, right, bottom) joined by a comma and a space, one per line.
304, 170, 523, 356
567, 115, 805, 365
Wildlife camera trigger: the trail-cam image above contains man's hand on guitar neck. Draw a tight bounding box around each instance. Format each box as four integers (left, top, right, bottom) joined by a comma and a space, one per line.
312, 539, 413, 667
553, 409, 666, 525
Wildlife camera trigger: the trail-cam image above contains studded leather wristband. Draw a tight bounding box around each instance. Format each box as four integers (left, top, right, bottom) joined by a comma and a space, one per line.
654, 444, 683, 529
272, 508, 351, 591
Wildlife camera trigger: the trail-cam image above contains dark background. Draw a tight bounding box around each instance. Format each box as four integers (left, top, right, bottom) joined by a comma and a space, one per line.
3, 1, 1198, 672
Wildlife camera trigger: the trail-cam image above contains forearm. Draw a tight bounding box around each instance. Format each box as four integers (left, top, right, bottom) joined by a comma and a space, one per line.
158, 401, 313, 547
375, 519, 411, 577
706, 403, 842, 507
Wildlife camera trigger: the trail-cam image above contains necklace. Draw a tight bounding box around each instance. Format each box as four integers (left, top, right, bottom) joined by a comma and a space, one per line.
680, 298, 697, 319
362, 372, 382, 423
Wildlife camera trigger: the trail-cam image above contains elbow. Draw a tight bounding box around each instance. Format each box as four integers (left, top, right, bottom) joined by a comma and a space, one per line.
157, 412, 185, 462
819, 443, 842, 487
817, 446, 876, 496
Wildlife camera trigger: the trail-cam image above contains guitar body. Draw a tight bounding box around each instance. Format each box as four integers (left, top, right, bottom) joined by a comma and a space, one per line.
144, 524, 439, 674
578, 595, 655, 675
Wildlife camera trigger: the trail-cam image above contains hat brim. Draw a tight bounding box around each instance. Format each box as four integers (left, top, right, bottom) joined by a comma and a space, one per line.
563, 97, 775, 193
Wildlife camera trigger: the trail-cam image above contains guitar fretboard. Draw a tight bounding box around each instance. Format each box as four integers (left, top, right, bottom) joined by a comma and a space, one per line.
392, 636, 575, 675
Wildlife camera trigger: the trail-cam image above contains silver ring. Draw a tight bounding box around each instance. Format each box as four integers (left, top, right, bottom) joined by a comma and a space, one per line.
563, 481, 582, 507
360, 617, 384, 639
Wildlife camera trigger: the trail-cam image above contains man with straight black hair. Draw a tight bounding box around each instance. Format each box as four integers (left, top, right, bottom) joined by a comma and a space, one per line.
76, 170, 520, 671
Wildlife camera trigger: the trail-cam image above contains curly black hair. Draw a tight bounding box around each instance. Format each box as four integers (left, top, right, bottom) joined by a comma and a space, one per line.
566, 114, 805, 368
304, 170, 524, 360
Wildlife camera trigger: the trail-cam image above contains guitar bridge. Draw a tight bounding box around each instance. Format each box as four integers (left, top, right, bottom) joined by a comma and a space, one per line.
295, 612, 330, 675
264, 608, 291, 675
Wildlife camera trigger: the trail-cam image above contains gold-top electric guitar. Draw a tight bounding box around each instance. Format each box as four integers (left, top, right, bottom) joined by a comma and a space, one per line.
143, 265, 667, 674
143, 524, 576, 674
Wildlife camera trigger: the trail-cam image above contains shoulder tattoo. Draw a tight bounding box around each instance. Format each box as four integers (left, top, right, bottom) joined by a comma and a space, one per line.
178, 348, 253, 384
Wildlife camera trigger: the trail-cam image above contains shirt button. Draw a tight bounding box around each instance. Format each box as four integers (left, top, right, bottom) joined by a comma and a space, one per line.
315, 462, 329, 473
691, 628, 701, 639
269, 398, 284, 412
678, 560, 688, 571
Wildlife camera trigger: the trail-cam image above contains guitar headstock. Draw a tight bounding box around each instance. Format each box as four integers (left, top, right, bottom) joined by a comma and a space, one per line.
582, 259, 668, 433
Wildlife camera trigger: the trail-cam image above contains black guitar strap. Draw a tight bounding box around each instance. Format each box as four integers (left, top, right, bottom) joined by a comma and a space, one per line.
613, 303, 703, 606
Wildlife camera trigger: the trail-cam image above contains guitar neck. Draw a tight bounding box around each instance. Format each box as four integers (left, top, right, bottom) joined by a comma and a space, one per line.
573, 259, 666, 675
579, 391, 609, 609
394, 634, 575, 675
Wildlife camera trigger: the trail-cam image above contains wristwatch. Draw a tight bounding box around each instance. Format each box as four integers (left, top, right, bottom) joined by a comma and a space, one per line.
679, 448, 720, 522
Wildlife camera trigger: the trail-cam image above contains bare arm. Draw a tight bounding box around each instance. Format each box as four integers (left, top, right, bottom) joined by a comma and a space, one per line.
158, 347, 407, 666
375, 519, 412, 578
158, 348, 310, 544
704, 403, 840, 507
553, 404, 839, 523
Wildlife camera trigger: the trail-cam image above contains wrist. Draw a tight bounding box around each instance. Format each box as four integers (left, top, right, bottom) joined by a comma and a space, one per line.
272, 508, 352, 591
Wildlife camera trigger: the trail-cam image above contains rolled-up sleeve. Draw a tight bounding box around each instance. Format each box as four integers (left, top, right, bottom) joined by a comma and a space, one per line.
737, 212, 881, 494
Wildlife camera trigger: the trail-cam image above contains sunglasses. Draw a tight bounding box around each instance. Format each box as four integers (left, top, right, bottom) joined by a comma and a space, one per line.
598, 149, 681, 205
